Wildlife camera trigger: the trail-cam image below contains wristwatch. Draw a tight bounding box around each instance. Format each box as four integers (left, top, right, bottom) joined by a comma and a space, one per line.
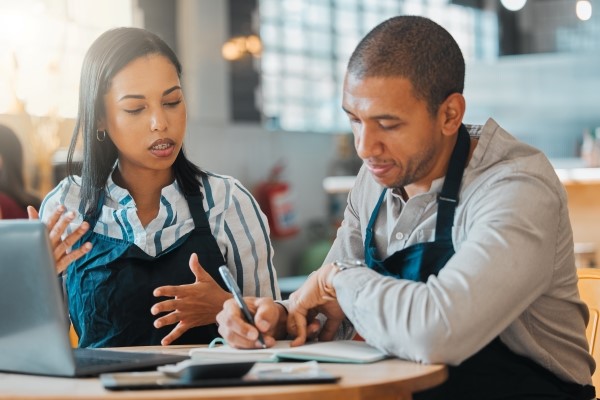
323, 259, 366, 298
333, 259, 367, 271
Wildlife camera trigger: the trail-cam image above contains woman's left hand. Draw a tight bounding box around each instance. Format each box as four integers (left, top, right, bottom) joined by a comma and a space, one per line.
151, 253, 233, 346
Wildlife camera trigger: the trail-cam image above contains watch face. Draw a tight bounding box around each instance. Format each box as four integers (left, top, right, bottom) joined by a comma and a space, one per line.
333, 259, 366, 271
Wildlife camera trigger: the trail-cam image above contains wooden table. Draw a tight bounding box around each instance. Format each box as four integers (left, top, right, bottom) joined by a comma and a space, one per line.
0, 346, 447, 400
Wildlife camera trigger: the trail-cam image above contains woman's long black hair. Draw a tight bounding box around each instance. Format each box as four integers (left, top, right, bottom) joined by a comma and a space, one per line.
67, 27, 203, 218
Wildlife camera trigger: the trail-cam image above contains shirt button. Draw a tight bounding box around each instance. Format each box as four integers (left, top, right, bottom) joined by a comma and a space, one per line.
395, 232, 405, 240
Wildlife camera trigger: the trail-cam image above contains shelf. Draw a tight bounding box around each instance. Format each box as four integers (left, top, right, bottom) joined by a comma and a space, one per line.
323, 167, 600, 194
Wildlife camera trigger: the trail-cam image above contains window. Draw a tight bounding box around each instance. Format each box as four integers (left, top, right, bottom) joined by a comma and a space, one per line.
258, 0, 498, 133
0, 0, 135, 118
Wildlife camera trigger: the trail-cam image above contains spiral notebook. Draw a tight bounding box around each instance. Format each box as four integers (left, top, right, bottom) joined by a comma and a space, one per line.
189, 340, 387, 364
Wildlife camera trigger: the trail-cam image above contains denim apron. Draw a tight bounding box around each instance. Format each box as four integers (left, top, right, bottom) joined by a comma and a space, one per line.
364, 125, 595, 400
67, 189, 227, 348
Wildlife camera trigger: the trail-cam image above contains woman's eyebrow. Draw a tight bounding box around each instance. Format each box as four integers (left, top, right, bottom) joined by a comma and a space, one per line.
118, 86, 182, 102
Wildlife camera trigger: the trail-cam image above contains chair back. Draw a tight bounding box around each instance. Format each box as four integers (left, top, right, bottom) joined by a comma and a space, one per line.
576, 267, 600, 389
69, 324, 78, 348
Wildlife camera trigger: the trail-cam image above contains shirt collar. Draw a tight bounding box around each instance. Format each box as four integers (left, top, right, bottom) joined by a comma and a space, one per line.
106, 166, 184, 208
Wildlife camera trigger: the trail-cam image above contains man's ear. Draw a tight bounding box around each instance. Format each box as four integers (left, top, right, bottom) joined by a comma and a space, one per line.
439, 93, 465, 137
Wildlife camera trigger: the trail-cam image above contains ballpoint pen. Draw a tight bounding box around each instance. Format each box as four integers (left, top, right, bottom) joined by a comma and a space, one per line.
218, 265, 267, 349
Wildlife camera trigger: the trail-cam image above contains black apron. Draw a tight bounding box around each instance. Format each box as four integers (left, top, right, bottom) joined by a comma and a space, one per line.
364, 125, 595, 400
67, 189, 227, 348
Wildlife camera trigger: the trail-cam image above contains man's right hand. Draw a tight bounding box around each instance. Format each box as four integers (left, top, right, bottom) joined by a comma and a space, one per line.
216, 297, 287, 348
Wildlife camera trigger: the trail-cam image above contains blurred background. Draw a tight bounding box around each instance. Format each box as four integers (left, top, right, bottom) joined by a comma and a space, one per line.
0, 0, 599, 277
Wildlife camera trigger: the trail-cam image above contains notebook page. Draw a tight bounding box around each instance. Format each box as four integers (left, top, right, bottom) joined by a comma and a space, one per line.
276, 340, 387, 363
189, 340, 294, 362
189, 340, 386, 364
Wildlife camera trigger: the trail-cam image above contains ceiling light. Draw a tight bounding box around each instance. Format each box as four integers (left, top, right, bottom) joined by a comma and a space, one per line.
500, 0, 527, 11
576, 0, 592, 21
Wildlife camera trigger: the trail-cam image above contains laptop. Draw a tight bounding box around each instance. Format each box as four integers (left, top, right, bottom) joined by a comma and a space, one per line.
0, 220, 189, 377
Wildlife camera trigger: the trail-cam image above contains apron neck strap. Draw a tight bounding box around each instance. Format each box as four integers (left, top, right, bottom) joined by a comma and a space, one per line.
435, 124, 471, 241
186, 192, 210, 231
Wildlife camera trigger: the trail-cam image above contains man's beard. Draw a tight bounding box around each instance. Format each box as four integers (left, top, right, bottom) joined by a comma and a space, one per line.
387, 144, 439, 189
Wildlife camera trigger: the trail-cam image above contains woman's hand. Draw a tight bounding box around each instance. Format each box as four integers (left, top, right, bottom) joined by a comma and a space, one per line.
28, 205, 92, 274
152, 253, 233, 346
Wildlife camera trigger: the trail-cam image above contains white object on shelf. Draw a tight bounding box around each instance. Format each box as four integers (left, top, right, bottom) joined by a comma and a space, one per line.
323, 166, 600, 195
554, 168, 600, 184
322, 176, 356, 194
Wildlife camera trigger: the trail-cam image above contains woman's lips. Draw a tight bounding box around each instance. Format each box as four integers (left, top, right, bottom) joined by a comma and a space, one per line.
149, 139, 175, 158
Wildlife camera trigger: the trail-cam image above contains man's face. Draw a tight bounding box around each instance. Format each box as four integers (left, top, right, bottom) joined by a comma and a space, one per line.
342, 74, 447, 191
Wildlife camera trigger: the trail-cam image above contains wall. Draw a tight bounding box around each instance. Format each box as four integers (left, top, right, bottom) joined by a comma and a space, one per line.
177, 0, 337, 276
517, 0, 599, 54
464, 52, 600, 158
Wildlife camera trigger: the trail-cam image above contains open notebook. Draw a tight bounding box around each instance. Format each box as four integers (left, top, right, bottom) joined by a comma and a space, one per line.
190, 340, 387, 364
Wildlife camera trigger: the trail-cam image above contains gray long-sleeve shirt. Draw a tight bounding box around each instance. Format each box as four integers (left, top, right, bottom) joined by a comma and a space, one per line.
327, 118, 594, 386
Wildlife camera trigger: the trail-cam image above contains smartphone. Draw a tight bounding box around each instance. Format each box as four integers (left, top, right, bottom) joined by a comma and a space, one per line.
100, 366, 339, 391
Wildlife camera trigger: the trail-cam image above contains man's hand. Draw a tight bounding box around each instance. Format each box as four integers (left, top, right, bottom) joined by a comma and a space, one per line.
152, 253, 232, 346
216, 296, 287, 349
287, 263, 347, 346
28, 205, 92, 274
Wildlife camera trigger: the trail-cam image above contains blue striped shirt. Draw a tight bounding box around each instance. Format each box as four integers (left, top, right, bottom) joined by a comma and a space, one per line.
40, 171, 280, 299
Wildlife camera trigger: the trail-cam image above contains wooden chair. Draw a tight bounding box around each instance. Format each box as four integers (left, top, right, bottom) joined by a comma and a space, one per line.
69, 324, 78, 348
576, 267, 600, 389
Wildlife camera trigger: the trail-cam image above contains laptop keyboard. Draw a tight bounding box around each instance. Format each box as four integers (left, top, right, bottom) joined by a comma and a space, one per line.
70, 347, 189, 376
75, 352, 132, 368
74, 348, 138, 368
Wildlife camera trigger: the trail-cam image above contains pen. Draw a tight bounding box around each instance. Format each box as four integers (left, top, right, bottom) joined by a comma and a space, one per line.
218, 265, 267, 349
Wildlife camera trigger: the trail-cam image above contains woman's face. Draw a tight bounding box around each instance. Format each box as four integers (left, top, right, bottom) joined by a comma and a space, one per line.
99, 54, 186, 177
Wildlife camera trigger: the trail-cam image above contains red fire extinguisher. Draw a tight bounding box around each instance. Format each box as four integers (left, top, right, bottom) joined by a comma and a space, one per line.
254, 162, 300, 238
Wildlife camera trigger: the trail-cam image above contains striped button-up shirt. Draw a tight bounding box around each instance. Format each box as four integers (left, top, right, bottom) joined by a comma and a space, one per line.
40, 170, 279, 299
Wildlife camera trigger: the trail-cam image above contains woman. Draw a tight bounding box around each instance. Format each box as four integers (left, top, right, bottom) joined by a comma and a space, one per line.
0, 124, 41, 219
37, 27, 279, 348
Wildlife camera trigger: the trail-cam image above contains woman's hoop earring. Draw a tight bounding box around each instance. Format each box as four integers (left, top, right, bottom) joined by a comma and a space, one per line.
96, 130, 106, 142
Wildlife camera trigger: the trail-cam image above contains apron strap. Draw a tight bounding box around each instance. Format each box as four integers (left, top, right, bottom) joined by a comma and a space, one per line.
186, 193, 211, 234
435, 124, 470, 242
364, 189, 387, 265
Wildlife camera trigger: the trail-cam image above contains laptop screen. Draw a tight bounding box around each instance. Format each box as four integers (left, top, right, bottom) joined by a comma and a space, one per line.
0, 220, 190, 377
0, 220, 77, 375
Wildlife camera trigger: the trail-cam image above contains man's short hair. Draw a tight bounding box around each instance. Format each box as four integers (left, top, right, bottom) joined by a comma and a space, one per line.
347, 16, 465, 115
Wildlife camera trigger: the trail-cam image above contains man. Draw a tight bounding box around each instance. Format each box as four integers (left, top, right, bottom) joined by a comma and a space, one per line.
216, 16, 595, 399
